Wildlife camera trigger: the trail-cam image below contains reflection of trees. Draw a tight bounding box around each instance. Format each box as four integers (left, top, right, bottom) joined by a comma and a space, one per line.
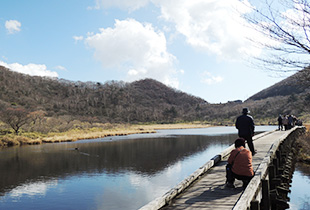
296, 163, 310, 177
0, 134, 237, 194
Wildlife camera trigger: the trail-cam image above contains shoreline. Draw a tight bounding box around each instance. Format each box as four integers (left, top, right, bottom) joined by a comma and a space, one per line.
0, 123, 212, 148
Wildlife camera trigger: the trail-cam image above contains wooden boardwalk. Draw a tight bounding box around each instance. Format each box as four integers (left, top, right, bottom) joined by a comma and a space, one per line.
157, 129, 296, 210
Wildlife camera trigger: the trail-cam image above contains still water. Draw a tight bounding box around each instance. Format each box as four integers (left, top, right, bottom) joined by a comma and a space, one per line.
288, 163, 310, 210
0, 126, 280, 210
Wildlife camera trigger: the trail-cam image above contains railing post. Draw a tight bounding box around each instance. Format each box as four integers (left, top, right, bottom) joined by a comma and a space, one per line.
262, 179, 270, 210
273, 158, 279, 176
276, 150, 282, 167
250, 200, 260, 210
268, 165, 276, 190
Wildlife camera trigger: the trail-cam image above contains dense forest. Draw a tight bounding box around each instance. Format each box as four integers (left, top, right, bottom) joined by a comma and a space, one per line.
0, 65, 309, 134
0, 65, 206, 125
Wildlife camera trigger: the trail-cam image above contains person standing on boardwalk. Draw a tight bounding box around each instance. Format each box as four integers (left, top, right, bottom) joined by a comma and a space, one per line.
226, 138, 254, 188
235, 108, 256, 156
277, 114, 283, 131
282, 115, 289, 130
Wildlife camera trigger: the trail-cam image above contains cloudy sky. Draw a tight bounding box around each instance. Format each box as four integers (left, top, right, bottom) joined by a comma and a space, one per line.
0, 0, 293, 103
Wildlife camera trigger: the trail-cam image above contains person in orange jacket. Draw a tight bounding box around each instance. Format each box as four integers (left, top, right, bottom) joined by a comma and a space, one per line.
226, 138, 254, 189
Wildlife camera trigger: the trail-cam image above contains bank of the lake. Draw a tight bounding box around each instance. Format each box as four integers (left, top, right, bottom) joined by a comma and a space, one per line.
296, 123, 310, 164
0, 123, 212, 148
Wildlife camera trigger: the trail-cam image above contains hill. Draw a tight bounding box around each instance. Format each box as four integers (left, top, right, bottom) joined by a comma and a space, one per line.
0, 65, 206, 124
173, 68, 310, 125
208, 68, 310, 124
0, 65, 309, 129
248, 68, 310, 101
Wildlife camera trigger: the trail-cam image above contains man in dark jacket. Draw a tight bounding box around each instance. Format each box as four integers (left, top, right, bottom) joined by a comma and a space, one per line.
235, 108, 256, 156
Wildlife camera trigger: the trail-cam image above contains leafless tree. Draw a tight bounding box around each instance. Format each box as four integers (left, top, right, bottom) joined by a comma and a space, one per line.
245, 0, 310, 73
1, 107, 30, 135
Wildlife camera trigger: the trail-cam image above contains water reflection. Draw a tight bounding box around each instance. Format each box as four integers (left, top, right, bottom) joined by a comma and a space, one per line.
0, 126, 275, 210
289, 163, 310, 210
9, 180, 58, 198
0, 134, 237, 195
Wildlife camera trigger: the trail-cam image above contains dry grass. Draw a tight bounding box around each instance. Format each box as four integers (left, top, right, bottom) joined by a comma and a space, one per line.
296, 123, 310, 164
0, 123, 210, 147
304, 123, 310, 131
40, 129, 154, 143
39, 123, 212, 143
131, 122, 211, 130
0, 135, 42, 147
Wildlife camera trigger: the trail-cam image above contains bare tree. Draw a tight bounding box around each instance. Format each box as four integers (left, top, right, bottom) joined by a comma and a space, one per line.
1, 107, 30, 135
29, 110, 47, 125
245, 0, 310, 73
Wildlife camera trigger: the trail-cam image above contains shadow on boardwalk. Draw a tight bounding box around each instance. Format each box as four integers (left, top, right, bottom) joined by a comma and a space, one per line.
164, 161, 245, 209
185, 186, 243, 204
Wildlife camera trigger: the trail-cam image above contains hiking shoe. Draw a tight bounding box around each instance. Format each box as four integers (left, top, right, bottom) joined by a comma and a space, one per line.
225, 182, 235, 188
242, 181, 249, 189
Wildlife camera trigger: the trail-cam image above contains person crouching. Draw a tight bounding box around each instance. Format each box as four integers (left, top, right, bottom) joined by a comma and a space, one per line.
226, 138, 254, 189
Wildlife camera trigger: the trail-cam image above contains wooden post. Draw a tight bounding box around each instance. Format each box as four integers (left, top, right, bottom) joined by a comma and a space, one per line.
273, 158, 279, 176
268, 165, 275, 180
250, 200, 260, 210
262, 179, 270, 210
276, 150, 282, 166
269, 164, 277, 190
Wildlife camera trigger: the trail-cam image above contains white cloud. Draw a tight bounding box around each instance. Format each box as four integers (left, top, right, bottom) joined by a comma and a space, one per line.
89, 0, 150, 11
73, 35, 84, 43
85, 18, 179, 88
0, 61, 59, 78
90, 0, 264, 60
5, 20, 21, 34
154, 0, 263, 60
201, 71, 223, 85
54, 65, 67, 71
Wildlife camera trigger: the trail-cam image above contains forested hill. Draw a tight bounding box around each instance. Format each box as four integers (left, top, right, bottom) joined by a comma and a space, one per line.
239, 67, 310, 123
1, 64, 310, 125
0, 65, 206, 123
248, 68, 310, 101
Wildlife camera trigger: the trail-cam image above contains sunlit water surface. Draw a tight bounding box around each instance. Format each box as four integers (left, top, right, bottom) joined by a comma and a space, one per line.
0, 126, 285, 210
288, 163, 310, 210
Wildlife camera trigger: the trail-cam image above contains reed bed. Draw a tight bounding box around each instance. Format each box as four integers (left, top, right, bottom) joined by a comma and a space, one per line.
0, 123, 211, 148
296, 123, 310, 164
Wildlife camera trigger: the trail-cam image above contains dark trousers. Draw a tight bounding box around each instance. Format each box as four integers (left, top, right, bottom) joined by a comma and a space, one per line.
239, 135, 255, 155
278, 123, 283, 130
228, 171, 254, 187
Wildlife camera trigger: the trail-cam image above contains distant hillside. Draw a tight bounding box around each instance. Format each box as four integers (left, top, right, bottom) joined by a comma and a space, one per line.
186, 68, 310, 125
234, 68, 310, 123
0, 65, 309, 126
248, 68, 310, 101
0, 65, 206, 123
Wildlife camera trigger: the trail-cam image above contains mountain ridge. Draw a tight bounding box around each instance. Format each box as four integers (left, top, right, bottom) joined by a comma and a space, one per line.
0, 65, 309, 124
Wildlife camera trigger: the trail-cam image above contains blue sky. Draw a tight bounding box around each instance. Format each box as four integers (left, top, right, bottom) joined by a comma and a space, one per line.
0, 0, 293, 103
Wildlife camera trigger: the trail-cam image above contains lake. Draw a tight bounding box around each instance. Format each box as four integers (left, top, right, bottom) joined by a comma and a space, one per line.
1, 125, 306, 210
288, 163, 310, 210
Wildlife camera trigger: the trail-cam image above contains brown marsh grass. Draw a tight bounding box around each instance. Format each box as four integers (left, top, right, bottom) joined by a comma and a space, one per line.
296, 123, 310, 164
0, 123, 211, 148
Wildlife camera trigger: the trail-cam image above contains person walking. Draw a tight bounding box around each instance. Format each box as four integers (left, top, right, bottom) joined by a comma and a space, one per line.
235, 108, 256, 156
226, 138, 254, 189
277, 114, 283, 131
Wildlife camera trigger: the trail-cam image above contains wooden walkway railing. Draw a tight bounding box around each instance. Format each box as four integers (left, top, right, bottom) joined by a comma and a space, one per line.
139, 126, 305, 210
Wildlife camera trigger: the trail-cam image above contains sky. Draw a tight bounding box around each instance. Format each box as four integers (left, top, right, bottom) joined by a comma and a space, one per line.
0, 0, 295, 103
